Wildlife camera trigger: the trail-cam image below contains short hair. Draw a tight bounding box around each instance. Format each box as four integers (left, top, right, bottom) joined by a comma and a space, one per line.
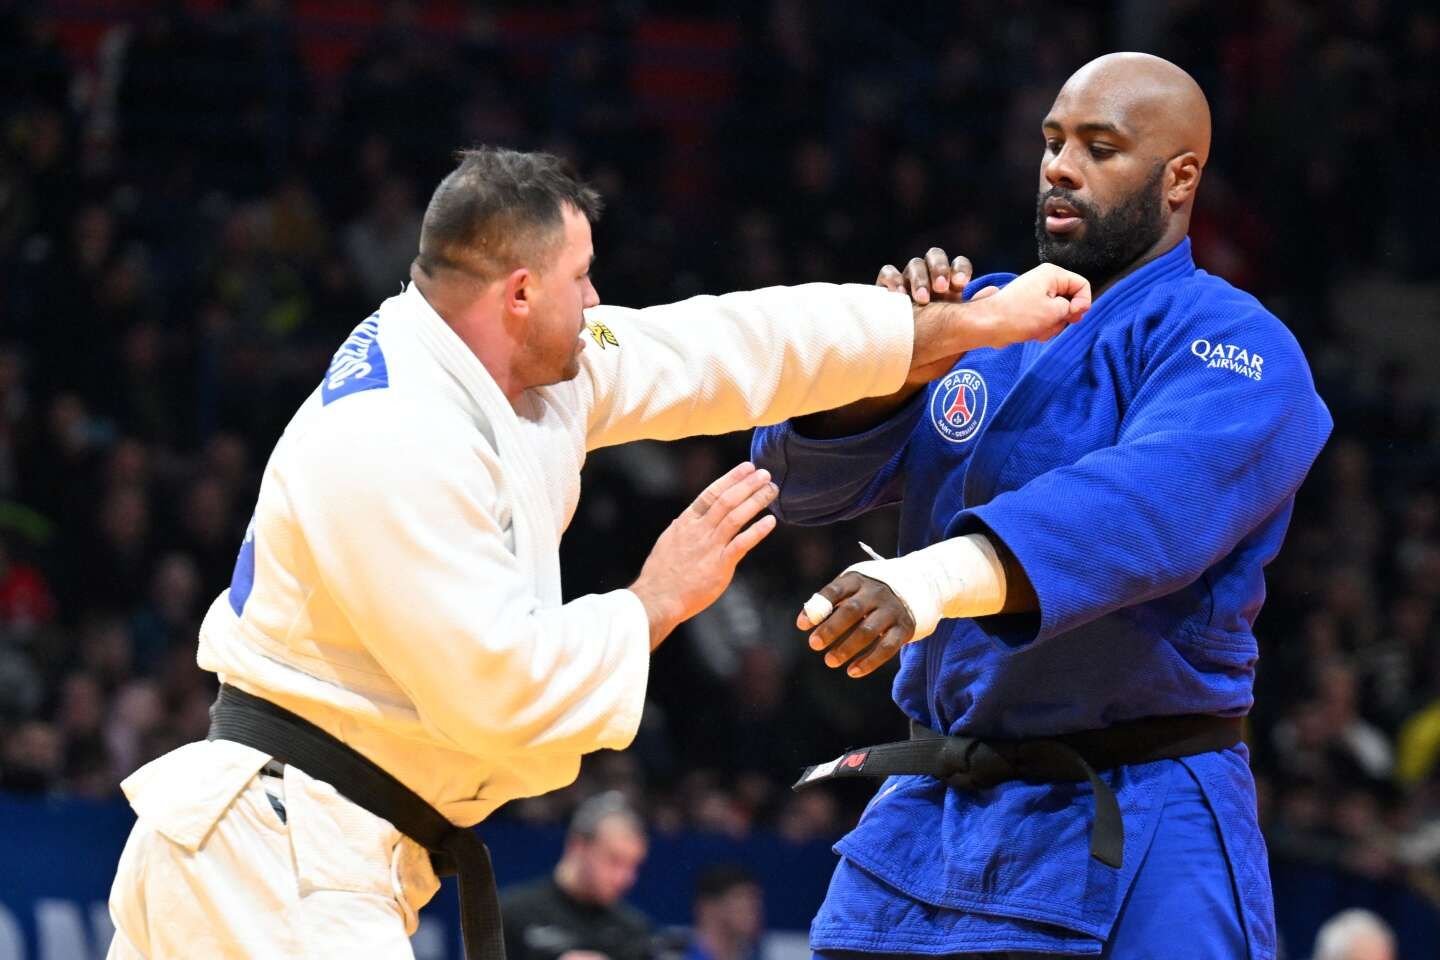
413, 146, 603, 283
694, 864, 758, 905
1313, 908, 1394, 960
568, 791, 644, 842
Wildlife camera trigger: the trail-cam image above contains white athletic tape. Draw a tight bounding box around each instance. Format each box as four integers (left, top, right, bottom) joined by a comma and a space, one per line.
803, 593, 834, 626
842, 533, 1007, 644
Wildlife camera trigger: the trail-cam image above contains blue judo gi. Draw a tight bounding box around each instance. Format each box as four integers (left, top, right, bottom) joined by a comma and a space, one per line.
751, 239, 1332, 958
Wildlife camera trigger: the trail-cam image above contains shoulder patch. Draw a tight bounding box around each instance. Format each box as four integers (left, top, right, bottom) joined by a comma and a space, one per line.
930, 368, 988, 443
323, 314, 389, 404
586, 320, 619, 349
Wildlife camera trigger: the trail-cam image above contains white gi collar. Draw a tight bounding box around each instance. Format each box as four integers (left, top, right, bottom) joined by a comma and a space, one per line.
394, 282, 563, 593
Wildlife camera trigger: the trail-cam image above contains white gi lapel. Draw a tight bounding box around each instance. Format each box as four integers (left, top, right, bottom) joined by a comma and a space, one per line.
396, 285, 563, 603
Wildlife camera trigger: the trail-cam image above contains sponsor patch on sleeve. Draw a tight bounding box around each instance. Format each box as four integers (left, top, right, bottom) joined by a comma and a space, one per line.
323, 314, 389, 404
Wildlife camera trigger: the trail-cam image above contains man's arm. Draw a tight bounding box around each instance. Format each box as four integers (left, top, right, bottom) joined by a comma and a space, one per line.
575, 266, 1089, 451
750, 393, 921, 525
748, 261, 1054, 525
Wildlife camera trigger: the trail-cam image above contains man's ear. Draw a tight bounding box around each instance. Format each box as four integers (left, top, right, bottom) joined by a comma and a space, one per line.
1167, 153, 1202, 209
504, 267, 533, 317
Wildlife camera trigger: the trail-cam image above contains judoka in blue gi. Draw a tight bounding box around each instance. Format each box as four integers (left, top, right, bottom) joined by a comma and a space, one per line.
751, 53, 1332, 958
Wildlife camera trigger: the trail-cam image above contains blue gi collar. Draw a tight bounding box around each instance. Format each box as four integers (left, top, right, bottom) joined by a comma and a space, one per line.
1094, 236, 1195, 307
958, 238, 1196, 511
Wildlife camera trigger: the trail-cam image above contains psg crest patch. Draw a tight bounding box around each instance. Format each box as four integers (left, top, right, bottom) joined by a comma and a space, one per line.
930, 368, 988, 444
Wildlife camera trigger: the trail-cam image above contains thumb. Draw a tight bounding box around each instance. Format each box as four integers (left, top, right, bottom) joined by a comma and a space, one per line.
1066, 277, 1093, 318
1047, 295, 1073, 324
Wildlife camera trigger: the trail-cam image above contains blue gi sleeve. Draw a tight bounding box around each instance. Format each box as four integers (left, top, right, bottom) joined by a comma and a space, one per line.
959, 283, 1333, 645
751, 390, 925, 524
751, 273, 1016, 525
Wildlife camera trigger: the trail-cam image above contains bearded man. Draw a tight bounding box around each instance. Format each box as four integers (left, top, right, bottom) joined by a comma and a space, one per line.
753, 53, 1332, 959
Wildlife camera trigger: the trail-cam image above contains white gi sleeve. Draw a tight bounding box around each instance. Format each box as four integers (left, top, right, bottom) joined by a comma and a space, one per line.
284, 405, 650, 760
576, 283, 914, 450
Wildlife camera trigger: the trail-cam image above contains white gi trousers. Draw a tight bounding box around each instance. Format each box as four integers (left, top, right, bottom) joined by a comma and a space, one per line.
107, 741, 440, 959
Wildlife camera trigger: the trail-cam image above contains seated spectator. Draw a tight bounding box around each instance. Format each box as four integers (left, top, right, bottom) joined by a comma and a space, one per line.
501, 792, 652, 960
683, 864, 764, 960
1311, 908, 1395, 960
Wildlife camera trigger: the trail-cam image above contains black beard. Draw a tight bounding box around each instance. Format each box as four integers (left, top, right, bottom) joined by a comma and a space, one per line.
1035, 163, 1167, 291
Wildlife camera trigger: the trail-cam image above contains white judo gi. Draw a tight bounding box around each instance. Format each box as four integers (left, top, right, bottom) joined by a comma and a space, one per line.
107, 281, 914, 959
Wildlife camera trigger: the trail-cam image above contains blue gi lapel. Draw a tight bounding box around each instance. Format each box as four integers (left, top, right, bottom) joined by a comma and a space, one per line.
958, 239, 1196, 511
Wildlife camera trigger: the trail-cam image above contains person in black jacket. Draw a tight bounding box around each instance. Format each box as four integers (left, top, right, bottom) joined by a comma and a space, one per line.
501, 792, 653, 960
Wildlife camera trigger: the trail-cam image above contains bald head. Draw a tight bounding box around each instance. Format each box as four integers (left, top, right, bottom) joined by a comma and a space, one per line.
1055, 53, 1211, 167
1035, 53, 1212, 293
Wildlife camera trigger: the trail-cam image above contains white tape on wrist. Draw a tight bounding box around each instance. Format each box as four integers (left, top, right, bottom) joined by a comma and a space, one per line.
842, 533, 1007, 643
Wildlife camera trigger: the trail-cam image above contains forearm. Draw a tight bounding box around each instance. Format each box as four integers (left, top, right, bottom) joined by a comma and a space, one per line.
795, 297, 1001, 437
626, 580, 684, 651
582, 284, 914, 449
996, 542, 1038, 613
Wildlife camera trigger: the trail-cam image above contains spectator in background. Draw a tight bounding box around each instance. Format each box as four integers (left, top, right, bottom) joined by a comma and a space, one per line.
1311, 908, 1395, 960
501, 792, 653, 960
341, 174, 422, 303
684, 864, 764, 960
1272, 660, 1394, 787
0, 533, 56, 632
0, 720, 62, 793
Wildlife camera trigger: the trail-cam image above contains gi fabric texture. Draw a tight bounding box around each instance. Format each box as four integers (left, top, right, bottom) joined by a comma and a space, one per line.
110, 281, 914, 958
751, 240, 1333, 958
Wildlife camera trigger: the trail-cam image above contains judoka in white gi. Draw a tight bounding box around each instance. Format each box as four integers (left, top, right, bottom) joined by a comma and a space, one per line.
106, 147, 1092, 959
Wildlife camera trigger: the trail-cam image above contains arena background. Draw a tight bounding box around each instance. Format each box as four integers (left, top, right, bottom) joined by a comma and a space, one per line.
2, 1, 1439, 957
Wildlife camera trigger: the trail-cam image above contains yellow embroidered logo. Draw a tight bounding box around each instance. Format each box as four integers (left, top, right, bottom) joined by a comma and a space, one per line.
586, 321, 620, 349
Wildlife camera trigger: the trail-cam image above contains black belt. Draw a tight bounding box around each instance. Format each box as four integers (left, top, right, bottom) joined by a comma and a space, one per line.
208, 684, 505, 960
793, 713, 1243, 869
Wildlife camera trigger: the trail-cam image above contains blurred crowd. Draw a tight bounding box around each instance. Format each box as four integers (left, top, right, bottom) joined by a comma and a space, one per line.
1, 0, 1438, 927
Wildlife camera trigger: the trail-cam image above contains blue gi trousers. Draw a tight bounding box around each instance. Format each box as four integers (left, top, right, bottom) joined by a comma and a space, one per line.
813, 764, 1250, 959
